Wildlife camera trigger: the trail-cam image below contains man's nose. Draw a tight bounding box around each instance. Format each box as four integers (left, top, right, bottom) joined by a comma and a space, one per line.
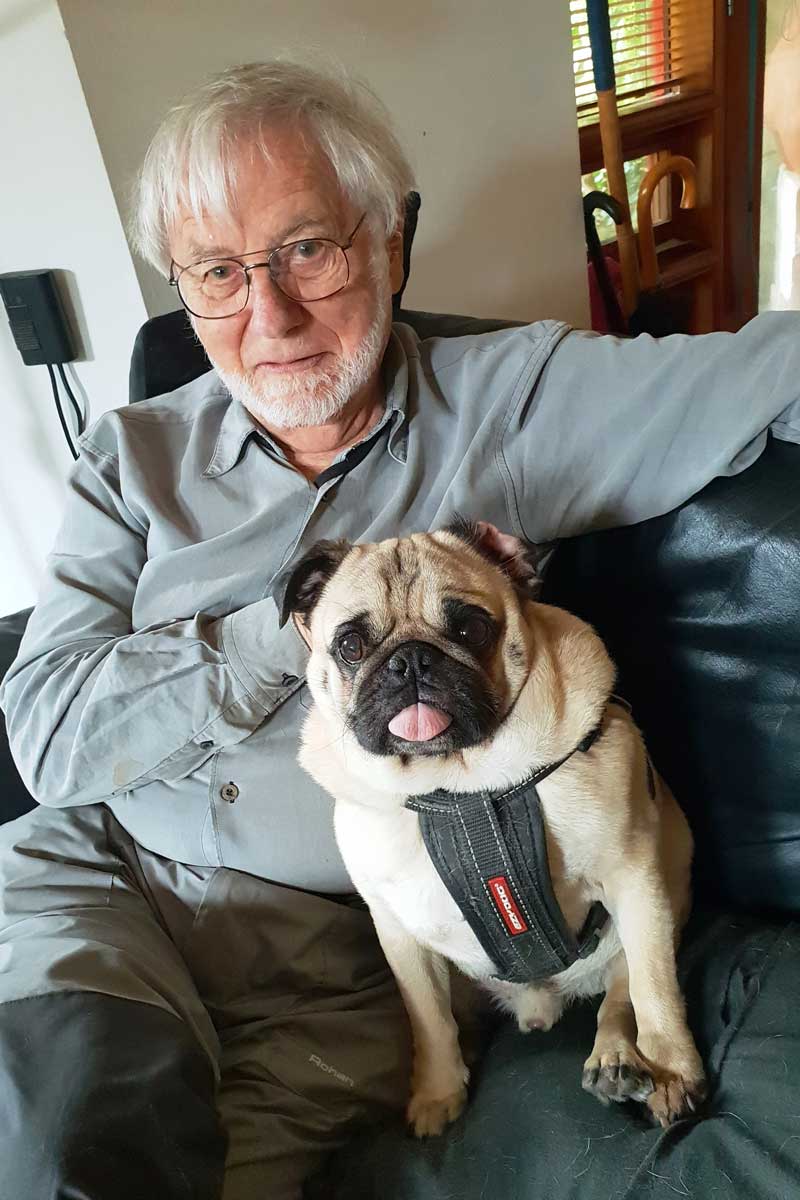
244, 266, 305, 337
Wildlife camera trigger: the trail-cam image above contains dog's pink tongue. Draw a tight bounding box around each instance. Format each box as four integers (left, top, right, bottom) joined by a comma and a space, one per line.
388, 703, 452, 742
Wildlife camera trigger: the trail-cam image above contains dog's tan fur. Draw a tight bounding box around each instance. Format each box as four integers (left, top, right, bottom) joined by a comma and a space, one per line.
290, 529, 705, 1136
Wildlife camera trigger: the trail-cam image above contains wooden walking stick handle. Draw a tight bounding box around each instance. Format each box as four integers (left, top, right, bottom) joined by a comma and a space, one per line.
637, 156, 697, 291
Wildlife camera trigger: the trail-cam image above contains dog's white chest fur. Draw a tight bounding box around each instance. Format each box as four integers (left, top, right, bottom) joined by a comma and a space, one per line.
333, 799, 498, 979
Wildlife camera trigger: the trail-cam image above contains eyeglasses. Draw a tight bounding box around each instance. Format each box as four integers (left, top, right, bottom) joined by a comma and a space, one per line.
169, 213, 366, 319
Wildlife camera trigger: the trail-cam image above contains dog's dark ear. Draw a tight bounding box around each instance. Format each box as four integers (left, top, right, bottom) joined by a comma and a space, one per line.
443, 517, 554, 598
273, 539, 353, 628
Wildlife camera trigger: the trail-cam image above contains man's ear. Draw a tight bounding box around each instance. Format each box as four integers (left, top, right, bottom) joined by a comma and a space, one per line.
272, 539, 353, 630
443, 517, 555, 598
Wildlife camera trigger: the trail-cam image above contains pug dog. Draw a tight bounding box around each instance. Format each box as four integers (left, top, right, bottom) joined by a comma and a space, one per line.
278, 520, 706, 1137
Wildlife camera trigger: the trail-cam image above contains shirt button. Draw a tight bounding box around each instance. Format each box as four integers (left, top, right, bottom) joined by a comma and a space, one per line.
220, 782, 239, 803
282, 673, 299, 687
199, 740, 214, 749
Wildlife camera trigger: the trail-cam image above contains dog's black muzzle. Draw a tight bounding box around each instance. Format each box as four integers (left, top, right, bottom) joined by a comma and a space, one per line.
350, 639, 499, 757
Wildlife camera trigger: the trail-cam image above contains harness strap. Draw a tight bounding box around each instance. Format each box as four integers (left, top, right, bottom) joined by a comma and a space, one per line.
405, 696, 637, 985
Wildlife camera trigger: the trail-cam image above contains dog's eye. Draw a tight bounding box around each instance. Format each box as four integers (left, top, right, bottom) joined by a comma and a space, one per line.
456, 614, 491, 648
338, 632, 365, 663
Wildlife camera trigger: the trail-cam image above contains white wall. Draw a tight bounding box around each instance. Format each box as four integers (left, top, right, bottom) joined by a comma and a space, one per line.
57, 0, 589, 328
0, 0, 148, 614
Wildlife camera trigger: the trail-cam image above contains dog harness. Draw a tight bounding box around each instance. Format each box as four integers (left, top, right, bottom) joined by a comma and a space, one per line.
404, 698, 643, 985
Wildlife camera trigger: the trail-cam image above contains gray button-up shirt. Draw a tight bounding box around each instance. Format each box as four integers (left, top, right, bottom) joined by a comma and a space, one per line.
3, 317, 800, 891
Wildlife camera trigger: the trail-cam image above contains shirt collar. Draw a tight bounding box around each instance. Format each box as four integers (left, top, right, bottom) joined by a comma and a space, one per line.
202, 327, 410, 479
202, 391, 265, 478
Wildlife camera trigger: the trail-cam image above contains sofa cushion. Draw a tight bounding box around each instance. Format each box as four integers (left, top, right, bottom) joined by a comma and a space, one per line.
543, 435, 800, 916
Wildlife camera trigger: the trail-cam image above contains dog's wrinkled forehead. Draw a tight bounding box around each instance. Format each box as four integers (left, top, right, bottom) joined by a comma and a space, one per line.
317, 534, 504, 638
276, 521, 549, 632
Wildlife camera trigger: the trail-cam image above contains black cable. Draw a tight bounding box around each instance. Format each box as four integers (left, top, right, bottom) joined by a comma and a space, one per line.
56, 362, 85, 434
46, 363, 78, 460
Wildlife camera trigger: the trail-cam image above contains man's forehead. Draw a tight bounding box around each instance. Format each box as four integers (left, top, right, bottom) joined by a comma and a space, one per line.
177, 212, 336, 262
170, 133, 352, 261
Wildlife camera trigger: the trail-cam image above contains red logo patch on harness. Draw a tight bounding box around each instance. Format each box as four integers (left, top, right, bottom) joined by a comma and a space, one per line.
487, 876, 528, 936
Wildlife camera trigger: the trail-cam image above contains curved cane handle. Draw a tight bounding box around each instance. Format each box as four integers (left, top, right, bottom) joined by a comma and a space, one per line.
637, 155, 697, 291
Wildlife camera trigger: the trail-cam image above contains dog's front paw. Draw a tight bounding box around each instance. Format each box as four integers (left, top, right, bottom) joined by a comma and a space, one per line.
644, 1052, 707, 1128
407, 1084, 468, 1137
645, 1072, 706, 1127
582, 1044, 655, 1105
638, 1035, 707, 1127
407, 1056, 469, 1137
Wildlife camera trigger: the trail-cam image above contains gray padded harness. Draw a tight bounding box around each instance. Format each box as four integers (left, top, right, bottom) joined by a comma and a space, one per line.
404, 699, 639, 985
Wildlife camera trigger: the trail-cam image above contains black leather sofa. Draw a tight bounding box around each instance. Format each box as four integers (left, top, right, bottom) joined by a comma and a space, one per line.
2, 308, 799, 1200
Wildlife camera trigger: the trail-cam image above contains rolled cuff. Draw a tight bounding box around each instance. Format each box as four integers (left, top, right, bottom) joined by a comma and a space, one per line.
220, 597, 309, 714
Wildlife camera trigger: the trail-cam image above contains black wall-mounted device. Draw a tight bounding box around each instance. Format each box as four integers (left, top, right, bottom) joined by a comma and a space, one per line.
0, 269, 85, 459
0, 270, 77, 366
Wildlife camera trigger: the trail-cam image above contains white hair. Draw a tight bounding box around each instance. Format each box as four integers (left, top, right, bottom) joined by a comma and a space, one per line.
131, 59, 415, 274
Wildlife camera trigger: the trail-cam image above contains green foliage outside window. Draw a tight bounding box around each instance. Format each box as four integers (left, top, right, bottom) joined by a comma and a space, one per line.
581, 158, 652, 242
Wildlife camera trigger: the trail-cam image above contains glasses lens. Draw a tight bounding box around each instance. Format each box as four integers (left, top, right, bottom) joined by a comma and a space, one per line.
271, 240, 348, 301
178, 260, 248, 318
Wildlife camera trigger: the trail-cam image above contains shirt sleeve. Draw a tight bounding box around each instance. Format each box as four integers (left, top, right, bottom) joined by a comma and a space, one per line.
499, 312, 800, 540
0, 437, 308, 808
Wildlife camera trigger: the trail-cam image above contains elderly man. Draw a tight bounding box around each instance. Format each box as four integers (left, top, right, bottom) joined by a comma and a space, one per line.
1, 59, 800, 1200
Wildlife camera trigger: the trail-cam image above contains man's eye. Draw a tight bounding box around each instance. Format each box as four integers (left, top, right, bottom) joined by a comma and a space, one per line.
294, 240, 324, 260
456, 615, 491, 648
338, 632, 365, 663
205, 264, 237, 282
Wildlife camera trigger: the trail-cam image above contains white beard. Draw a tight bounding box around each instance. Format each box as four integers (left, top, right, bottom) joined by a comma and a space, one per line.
210, 306, 391, 431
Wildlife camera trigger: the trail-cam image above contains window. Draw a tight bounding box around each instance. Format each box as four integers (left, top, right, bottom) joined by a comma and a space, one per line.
570, 0, 715, 127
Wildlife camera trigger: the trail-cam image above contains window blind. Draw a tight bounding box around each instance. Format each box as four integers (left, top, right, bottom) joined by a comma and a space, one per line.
571, 0, 714, 127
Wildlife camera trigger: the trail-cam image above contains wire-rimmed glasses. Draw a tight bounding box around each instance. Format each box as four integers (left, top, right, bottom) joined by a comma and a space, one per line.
169, 213, 366, 319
